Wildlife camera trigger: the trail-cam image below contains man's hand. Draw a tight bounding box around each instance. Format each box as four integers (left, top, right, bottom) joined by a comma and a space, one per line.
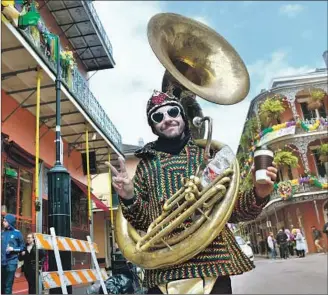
252, 163, 278, 199
21, 251, 26, 256
105, 157, 134, 200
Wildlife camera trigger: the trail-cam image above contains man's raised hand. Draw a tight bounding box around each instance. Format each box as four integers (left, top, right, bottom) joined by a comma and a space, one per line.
105, 157, 134, 200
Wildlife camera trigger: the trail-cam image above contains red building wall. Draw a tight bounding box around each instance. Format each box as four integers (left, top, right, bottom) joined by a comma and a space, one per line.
266, 200, 328, 254
2, 90, 88, 293
2, 89, 87, 186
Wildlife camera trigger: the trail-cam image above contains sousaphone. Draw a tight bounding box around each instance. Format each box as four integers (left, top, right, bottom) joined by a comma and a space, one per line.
114, 13, 250, 269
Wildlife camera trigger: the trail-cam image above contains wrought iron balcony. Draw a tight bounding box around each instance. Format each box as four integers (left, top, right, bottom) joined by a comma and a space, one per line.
270, 180, 327, 201
82, 0, 113, 56
18, 25, 122, 151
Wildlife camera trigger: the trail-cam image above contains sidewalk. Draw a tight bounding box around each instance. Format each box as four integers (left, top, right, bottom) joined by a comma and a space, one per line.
72, 284, 91, 294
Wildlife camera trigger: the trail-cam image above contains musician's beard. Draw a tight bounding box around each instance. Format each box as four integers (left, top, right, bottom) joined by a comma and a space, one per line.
159, 131, 186, 141
154, 131, 190, 155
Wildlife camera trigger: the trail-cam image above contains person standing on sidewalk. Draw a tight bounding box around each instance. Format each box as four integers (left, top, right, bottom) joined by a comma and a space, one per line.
311, 226, 325, 253
107, 90, 278, 294
276, 228, 288, 259
285, 229, 294, 256
1, 214, 25, 294
267, 232, 276, 260
19, 233, 45, 294
295, 229, 306, 258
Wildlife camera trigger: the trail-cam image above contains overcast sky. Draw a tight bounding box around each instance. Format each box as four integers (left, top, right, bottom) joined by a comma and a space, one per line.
89, 1, 327, 152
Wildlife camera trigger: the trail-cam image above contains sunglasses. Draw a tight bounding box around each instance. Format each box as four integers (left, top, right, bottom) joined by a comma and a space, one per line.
151, 106, 181, 124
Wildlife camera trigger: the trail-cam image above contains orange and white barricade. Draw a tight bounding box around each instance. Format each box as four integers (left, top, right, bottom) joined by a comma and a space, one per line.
34, 227, 108, 294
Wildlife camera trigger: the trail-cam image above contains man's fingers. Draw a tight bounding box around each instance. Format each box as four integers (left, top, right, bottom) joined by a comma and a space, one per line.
263, 179, 274, 186
118, 157, 127, 173
113, 176, 124, 184
266, 171, 277, 181
105, 161, 119, 176
267, 166, 278, 174
112, 182, 122, 192
113, 176, 130, 185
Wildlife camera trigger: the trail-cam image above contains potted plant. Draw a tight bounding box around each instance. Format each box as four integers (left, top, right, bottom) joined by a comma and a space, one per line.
259, 97, 286, 127
308, 89, 326, 110
274, 150, 299, 168
318, 143, 328, 163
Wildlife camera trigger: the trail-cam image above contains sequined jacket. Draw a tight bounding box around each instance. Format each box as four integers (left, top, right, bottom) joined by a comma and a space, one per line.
120, 139, 269, 288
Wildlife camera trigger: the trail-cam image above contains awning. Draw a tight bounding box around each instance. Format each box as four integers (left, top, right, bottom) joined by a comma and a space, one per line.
3, 139, 37, 169
72, 178, 109, 212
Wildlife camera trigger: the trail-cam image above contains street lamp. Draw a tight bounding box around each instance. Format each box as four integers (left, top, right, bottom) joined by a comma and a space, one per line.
47, 36, 72, 294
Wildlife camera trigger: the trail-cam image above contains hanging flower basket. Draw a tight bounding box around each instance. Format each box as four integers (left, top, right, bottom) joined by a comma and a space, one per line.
307, 89, 325, 110
259, 97, 286, 127
319, 154, 328, 163
274, 150, 299, 168
318, 143, 328, 163
307, 100, 323, 111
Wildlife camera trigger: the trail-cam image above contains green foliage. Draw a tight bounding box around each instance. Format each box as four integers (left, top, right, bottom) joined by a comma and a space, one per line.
274, 151, 299, 168
310, 89, 325, 102
239, 117, 259, 150
318, 143, 328, 156
240, 172, 253, 193
259, 97, 286, 126
237, 152, 248, 163
240, 134, 249, 150
244, 117, 259, 139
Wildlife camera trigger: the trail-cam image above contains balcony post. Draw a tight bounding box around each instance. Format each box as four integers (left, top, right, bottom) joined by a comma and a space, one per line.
291, 137, 310, 173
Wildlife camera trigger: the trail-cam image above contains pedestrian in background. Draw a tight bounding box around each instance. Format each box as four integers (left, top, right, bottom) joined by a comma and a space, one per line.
295, 229, 306, 258
1, 214, 25, 294
267, 232, 276, 260
19, 233, 45, 294
285, 229, 294, 256
323, 218, 328, 238
276, 228, 288, 259
311, 226, 325, 253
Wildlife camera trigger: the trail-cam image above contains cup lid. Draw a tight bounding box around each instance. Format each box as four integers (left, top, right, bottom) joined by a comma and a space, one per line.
255, 145, 273, 152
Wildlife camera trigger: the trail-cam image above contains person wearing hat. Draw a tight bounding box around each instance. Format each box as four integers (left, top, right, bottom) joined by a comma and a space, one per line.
1, 214, 25, 294
108, 90, 277, 294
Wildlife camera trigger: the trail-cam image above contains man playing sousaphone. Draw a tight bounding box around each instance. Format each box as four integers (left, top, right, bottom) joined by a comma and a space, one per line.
107, 13, 278, 295
108, 92, 277, 294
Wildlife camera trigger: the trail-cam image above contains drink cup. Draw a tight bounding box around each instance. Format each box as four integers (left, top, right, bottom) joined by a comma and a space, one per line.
254, 146, 274, 184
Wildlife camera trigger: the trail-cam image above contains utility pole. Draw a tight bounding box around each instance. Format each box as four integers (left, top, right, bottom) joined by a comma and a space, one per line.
47, 36, 72, 294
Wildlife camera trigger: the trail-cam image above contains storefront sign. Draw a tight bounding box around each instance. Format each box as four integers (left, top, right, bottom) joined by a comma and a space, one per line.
258, 126, 296, 146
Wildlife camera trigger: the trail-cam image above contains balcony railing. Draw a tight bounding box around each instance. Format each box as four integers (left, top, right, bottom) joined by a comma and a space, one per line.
16, 23, 122, 151
295, 117, 328, 135
82, 0, 113, 56
270, 181, 327, 201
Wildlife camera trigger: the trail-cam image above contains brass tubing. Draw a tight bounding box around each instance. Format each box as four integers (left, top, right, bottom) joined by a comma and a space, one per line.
136, 199, 191, 251
138, 182, 226, 251
151, 213, 208, 249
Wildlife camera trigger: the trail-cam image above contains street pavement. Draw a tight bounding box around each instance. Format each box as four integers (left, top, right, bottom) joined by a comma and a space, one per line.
231, 254, 328, 294
73, 254, 327, 294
